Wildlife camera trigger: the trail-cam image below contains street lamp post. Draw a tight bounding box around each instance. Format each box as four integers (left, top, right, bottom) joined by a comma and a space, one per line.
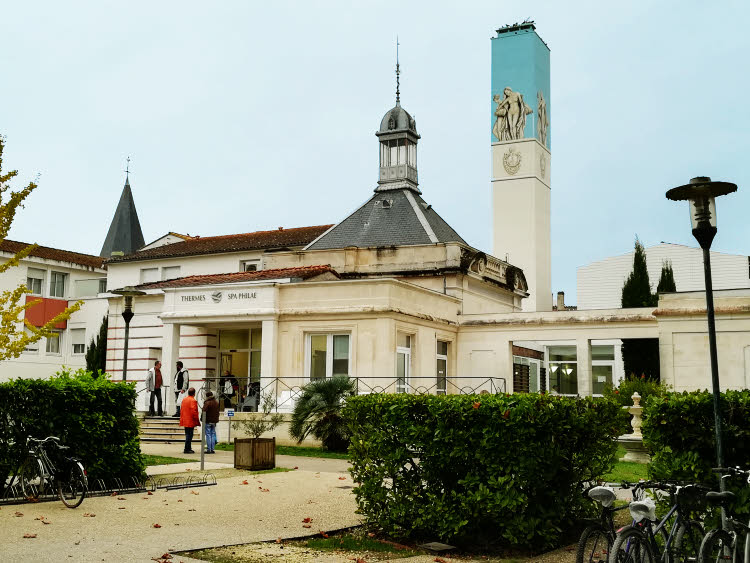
112, 287, 147, 382
666, 176, 737, 469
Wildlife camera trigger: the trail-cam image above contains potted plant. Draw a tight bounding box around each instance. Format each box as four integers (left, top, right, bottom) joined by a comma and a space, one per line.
231, 393, 284, 470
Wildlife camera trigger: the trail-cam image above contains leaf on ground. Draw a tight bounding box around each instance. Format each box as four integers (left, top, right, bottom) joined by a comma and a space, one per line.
190, 490, 199, 495
118, 507, 126, 510
41, 520, 51, 525
188, 508, 196, 512
110, 492, 118, 496
319, 531, 329, 538
302, 517, 312, 523
83, 513, 96, 517
14, 511, 23, 517
241, 480, 249, 485
160, 554, 173, 560
275, 538, 282, 544
338, 476, 346, 480
147, 491, 154, 495
34, 516, 45, 520
302, 524, 312, 528
293, 466, 298, 470
23, 533, 37, 538
152, 523, 162, 528
434, 558, 448, 563
177, 500, 183, 502
259, 487, 269, 492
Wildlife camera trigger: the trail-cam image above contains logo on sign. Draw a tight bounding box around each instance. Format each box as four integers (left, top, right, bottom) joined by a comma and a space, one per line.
211, 291, 223, 303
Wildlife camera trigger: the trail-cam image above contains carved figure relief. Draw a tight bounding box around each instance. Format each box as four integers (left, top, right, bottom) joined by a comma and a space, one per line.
537, 91, 548, 146
503, 147, 522, 175
493, 87, 532, 141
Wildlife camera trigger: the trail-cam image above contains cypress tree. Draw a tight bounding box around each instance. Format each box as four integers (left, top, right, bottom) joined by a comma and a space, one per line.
656, 259, 677, 294
621, 238, 656, 308
85, 316, 108, 376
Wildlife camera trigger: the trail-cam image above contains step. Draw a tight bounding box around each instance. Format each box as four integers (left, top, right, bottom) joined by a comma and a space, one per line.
139, 437, 202, 444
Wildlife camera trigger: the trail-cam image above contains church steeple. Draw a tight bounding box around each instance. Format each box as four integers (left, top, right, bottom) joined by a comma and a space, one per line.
375, 49, 420, 193
100, 164, 145, 258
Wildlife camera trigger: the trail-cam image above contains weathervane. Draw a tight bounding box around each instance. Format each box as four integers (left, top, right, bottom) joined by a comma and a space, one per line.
125, 156, 131, 180
395, 37, 400, 104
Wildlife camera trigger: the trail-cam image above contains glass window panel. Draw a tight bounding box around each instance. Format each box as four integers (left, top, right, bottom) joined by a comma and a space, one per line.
529, 361, 539, 393
46, 332, 61, 354
390, 145, 397, 166
592, 365, 613, 395
249, 350, 262, 382
332, 335, 349, 376
548, 345, 577, 362
310, 335, 327, 380
250, 329, 262, 350
396, 352, 407, 393
50, 272, 66, 298
398, 144, 406, 164
548, 363, 578, 394
27, 268, 44, 295
592, 345, 615, 361
436, 358, 447, 395
219, 330, 249, 350
437, 340, 448, 356
397, 333, 411, 348
99, 278, 107, 293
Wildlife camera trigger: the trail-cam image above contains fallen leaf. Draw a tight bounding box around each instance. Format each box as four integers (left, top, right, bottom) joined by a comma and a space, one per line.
152, 523, 162, 528
14, 511, 23, 517
275, 538, 282, 544
190, 490, 199, 495
293, 466, 299, 470
188, 508, 196, 512
83, 513, 96, 517
23, 533, 37, 538
147, 491, 154, 495
34, 516, 45, 520
338, 477, 346, 480
41, 520, 51, 525
302, 517, 312, 523
177, 500, 183, 502
241, 480, 249, 485
142, 497, 149, 499
118, 507, 126, 510
160, 554, 173, 560
302, 524, 311, 528
110, 492, 118, 497
434, 558, 448, 563
117, 497, 126, 500
259, 488, 269, 492
319, 531, 329, 538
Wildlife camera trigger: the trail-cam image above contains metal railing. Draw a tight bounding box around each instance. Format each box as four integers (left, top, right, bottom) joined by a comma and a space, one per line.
198, 376, 506, 413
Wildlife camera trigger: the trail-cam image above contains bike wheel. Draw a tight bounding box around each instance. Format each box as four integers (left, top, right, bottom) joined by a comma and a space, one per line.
673, 521, 704, 563
611, 525, 655, 563
58, 462, 87, 509
577, 524, 613, 563
697, 529, 734, 563
20, 457, 44, 500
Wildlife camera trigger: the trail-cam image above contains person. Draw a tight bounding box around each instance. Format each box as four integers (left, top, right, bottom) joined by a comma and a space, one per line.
172, 361, 189, 417
145, 360, 164, 416
202, 390, 220, 454
179, 387, 200, 454
219, 370, 236, 409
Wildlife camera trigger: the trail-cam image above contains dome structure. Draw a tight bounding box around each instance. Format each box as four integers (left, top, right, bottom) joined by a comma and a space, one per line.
378, 103, 418, 135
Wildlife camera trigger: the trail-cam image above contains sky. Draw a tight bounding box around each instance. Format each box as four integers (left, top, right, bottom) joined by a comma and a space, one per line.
2, 0, 748, 304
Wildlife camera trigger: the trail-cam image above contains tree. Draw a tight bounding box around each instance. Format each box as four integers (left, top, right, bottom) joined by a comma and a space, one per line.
290, 375, 356, 451
621, 237, 659, 379
0, 136, 81, 359
231, 392, 284, 439
656, 259, 676, 295
85, 316, 108, 376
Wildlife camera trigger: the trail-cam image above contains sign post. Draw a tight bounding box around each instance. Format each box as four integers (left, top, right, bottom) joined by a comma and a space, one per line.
225, 409, 234, 444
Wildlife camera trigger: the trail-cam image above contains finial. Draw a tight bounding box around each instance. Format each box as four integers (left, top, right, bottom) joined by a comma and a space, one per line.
125, 156, 131, 182
395, 37, 400, 104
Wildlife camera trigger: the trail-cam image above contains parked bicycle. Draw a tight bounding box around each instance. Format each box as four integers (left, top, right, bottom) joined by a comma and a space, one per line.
697, 466, 750, 563
577, 481, 642, 563
20, 436, 88, 508
609, 481, 708, 563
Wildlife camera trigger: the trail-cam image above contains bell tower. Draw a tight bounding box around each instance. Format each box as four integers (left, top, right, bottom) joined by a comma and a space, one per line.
490, 22, 551, 311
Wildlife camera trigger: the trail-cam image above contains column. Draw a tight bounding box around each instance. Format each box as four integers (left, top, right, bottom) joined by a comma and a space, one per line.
260, 319, 278, 402
498, 338, 514, 394
162, 323, 181, 414
576, 338, 593, 397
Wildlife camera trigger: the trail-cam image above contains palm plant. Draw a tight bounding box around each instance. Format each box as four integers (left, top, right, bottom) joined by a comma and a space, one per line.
290, 375, 356, 451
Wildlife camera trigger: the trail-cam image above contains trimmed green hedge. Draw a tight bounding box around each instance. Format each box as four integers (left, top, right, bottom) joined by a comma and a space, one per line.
343, 393, 628, 548
0, 368, 145, 483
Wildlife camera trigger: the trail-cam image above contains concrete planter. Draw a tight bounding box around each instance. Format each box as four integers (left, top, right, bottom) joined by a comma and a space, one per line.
234, 437, 275, 470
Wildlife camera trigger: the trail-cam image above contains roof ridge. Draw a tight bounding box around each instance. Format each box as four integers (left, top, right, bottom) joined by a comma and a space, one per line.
196, 224, 334, 241
1, 238, 103, 260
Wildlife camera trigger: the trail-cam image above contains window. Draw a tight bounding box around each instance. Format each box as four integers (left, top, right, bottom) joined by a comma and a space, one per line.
139, 268, 159, 283
547, 345, 577, 395
592, 345, 615, 395
436, 341, 448, 395
49, 271, 67, 298
27, 268, 45, 295
396, 333, 412, 393
46, 331, 62, 354
74, 278, 106, 298
161, 266, 181, 280
240, 260, 260, 272
513, 356, 541, 393
249, 329, 262, 383
24, 328, 39, 353
307, 334, 350, 380
99, 278, 107, 293
71, 328, 86, 355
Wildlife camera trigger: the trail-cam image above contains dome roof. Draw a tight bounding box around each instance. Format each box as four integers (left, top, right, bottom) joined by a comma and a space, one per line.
378, 103, 417, 135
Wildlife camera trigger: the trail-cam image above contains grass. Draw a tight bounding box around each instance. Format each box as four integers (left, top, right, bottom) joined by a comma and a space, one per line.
214, 442, 350, 460
601, 445, 649, 483
142, 454, 194, 466
300, 534, 420, 555
152, 466, 291, 481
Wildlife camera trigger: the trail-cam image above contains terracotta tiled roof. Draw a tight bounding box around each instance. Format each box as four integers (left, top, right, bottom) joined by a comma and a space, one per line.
0, 239, 105, 269
108, 225, 333, 263
137, 265, 338, 289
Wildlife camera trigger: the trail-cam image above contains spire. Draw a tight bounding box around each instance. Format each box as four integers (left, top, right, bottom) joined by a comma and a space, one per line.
395, 37, 401, 105
100, 161, 145, 258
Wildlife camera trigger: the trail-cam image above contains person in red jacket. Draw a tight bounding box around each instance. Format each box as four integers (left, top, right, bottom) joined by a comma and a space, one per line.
179, 387, 200, 454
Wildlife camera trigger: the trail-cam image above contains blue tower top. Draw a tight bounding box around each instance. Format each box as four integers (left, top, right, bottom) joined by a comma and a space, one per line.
490, 22, 550, 149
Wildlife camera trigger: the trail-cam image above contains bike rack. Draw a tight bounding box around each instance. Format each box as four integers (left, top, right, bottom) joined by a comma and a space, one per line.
152, 473, 217, 491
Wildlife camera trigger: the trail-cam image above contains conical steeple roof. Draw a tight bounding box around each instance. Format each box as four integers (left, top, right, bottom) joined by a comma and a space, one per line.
100, 176, 145, 258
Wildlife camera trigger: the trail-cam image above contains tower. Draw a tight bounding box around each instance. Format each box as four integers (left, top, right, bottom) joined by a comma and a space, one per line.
100, 172, 145, 258
490, 22, 551, 312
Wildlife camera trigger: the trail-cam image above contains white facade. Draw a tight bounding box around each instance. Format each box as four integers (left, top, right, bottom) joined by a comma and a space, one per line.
577, 243, 749, 310
0, 247, 108, 382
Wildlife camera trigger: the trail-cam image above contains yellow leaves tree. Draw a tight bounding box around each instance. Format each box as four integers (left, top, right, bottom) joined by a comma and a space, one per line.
0, 136, 81, 360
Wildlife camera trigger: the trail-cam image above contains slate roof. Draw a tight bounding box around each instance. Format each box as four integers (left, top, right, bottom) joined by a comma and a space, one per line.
137, 265, 337, 289
100, 178, 145, 258
306, 189, 466, 250
0, 239, 105, 269
108, 225, 333, 263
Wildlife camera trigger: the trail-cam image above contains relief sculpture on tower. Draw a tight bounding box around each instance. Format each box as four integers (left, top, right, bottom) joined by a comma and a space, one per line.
492, 87, 533, 141
537, 90, 548, 146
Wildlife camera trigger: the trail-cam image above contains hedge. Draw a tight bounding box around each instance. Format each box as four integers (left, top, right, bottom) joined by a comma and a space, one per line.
0, 368, 145, 483
343, 393, 628, 548
643, 390, 750, 516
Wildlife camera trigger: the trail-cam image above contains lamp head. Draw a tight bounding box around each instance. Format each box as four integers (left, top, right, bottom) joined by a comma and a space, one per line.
666, 177, 737, 249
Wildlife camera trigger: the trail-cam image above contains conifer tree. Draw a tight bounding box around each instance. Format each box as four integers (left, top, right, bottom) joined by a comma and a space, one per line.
0, 136, 81, 359
656, 259, 677, 295
621, 238, 657, 308
85, 316, 108, 375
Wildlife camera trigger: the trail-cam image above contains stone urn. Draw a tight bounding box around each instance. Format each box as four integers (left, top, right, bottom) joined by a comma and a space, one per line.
617, 392, 651, 464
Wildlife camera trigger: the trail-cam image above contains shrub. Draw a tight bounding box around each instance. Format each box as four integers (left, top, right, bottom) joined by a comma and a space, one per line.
343, 393, 628, 548
0, 368, 145, 483
290, 375, 356, 451
231, 392, 284, 439
603, 375, 666, 407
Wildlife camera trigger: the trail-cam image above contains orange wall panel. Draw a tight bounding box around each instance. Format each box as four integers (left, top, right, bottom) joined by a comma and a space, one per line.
24, 296, 68, 329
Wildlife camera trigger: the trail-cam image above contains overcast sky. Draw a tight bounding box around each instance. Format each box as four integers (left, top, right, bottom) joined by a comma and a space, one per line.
2, 0, 748, 304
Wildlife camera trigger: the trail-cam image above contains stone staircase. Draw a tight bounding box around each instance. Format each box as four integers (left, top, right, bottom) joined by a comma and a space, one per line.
139, 416, 201, 444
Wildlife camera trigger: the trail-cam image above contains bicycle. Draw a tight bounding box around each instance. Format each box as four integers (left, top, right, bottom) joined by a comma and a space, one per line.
697, 466, 750, 563
610, 481, 708, 563
19, 436, 88, 508
577, 481, 643, 563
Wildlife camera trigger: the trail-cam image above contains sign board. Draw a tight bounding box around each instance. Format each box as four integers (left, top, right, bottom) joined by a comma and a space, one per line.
225, 409, 235, 417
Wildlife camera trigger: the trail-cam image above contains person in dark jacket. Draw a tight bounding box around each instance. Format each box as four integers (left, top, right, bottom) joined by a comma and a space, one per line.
202, 390, 220, 453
